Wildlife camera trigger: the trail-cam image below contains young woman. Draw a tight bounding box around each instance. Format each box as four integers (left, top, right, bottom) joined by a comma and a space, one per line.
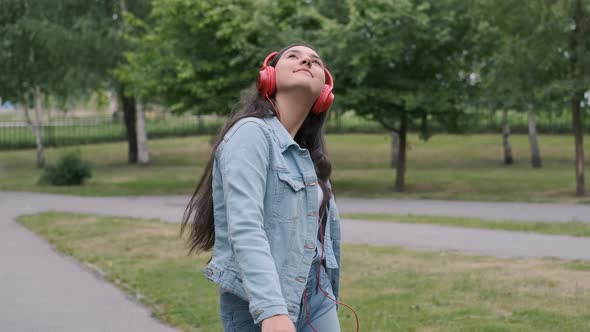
181, 44, 345, 332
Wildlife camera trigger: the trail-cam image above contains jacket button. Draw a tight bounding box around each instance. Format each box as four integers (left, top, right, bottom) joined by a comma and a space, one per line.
296, 276, 306, 283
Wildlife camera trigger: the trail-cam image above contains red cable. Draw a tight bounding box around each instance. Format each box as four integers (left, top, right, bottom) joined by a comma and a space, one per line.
265, 94, 281, 121
304, 213, 360, 332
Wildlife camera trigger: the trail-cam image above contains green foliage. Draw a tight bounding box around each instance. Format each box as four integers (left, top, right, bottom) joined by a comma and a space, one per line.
38, 150, 92, 186
2, 0, 588, 185
322, 0, 481, 138
115, 0, 332, 115
474, 0, 590, 113
0, 0, 124, 106
475, 1, 563, 111
116, 0, 261, 114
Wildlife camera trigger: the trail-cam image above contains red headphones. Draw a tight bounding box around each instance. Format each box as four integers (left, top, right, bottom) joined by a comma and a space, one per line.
256, 51, 335, 115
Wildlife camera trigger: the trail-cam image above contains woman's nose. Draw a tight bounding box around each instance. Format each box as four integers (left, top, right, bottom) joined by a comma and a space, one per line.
300, 56, 312, 67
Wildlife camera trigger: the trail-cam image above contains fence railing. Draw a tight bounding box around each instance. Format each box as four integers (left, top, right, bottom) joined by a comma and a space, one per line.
0, 114, 388, 150
0, 111, 585, 150
0, 116, 226, 150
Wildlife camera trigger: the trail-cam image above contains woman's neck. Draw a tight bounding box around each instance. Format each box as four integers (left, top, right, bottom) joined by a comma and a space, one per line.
274, 91, 314, 138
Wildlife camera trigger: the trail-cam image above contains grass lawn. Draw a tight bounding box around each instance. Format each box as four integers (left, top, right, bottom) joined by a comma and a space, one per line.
1, 133, 589, 203
17, 212, 590, 332
341, 213, 590, 238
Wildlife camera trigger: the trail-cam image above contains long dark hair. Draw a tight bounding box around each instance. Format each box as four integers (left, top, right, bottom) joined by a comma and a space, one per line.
180, 43, 333, 255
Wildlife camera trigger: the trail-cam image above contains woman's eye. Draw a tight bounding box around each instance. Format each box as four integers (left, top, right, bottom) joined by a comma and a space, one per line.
288, 54, 297, 58
313, 60, 321, 65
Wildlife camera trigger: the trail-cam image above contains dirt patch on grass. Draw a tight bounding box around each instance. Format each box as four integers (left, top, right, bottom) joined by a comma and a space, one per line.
343, 245, 590, 305
123, 222, 180, 238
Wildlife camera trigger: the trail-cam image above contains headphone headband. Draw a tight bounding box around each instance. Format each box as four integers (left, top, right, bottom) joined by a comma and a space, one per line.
262, 52, 278, 68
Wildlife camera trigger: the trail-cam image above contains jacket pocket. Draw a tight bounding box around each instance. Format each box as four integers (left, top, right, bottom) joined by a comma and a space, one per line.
271, 172, 305, 222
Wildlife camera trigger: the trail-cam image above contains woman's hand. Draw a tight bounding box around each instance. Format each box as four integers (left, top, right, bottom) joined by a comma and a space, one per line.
261, 314, 296, 332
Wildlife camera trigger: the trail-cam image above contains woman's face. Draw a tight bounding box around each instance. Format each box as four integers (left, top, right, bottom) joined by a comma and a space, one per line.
274, 46, 326, 100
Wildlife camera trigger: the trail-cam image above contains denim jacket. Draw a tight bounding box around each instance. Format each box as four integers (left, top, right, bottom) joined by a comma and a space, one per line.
201, 115, 342, 325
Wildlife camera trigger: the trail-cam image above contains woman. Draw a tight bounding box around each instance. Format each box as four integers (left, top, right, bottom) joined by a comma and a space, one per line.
181, 44, 345, 332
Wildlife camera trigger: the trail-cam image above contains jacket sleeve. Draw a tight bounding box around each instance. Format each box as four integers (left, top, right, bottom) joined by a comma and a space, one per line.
218, 120, 288, 325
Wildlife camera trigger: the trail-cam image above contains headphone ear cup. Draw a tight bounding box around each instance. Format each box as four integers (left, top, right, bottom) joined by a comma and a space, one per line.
312, 85, 334, 114
257, 66, 276, 96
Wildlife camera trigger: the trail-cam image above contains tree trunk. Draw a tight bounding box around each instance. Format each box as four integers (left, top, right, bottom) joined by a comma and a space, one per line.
118, 85, 138, 164
390, 131, 399, 168
572, 95, 585, 196
570, 0, 585, 196
527, 105, 542, 168
136, 98, 150, 165
109, 88, 120, 123
22, 90, 45, 168
501, 109, 514, 165
117, 0, 138, 164
394, 113, 407, 191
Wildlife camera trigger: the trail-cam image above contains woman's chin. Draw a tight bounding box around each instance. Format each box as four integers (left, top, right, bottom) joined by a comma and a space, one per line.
277, 81, 322, 97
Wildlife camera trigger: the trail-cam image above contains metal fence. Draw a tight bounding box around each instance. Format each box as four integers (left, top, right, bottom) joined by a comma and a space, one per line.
0, 116, 225, 150
0, 113, 389, 150
0, 111, 584, 150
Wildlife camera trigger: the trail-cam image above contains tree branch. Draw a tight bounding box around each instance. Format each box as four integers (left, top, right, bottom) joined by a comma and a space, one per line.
375, 116, 399, 134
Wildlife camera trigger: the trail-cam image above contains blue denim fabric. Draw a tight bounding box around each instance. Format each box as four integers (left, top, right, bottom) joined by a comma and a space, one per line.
202, 115, 342, 325
219, 259, 340, 332
295, 260, 340, 332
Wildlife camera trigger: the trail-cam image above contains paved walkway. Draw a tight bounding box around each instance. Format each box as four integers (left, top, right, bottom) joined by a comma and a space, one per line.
335, 197, 590, 223
0, 194, 179, 332
2, 191, 590, 331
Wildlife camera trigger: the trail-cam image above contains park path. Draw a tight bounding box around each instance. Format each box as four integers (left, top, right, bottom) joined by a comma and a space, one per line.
2, 191, 590, 331
0, 192, 180, 332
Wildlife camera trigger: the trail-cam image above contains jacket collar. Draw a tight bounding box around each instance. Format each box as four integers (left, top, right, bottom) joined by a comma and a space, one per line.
264, 114, 299, 152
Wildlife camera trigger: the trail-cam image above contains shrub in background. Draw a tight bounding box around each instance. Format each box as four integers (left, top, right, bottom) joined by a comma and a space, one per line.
38, 150, 92, 186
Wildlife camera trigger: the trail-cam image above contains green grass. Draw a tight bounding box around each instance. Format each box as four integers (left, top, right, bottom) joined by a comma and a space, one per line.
341, 213, 590, 238
1, 133, 589, 202
17, 212, 590, 332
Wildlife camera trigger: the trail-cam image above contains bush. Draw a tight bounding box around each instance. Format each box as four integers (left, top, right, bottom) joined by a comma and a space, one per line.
38, 150, 92, 186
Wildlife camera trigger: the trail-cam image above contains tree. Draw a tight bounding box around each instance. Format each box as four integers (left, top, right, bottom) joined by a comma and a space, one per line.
116, 0, 267, 116
0, 0, 116, 167
118, 0, 152, 165
325, 0, 481, 191
106, 0, 153, 165
477, 0, 589, 194
116, 0, 327, 117
474, 1, 570, 169
568, 0, 589, 196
